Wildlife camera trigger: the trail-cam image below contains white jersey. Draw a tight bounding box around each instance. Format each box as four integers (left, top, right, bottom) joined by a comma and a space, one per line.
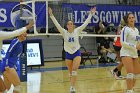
62, 28, 81, 54
0, 27, 27, 60
50, 13, 93, 54
120, 26, 139, 58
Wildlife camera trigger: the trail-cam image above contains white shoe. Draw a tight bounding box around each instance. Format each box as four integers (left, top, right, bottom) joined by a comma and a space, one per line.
126, 90, 133, 93
110, 70, 125, 80
110, 70, 119, 79
70, 86, 76, 93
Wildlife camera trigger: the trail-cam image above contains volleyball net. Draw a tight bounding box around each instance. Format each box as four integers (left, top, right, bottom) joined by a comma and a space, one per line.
18, 0, 121, 38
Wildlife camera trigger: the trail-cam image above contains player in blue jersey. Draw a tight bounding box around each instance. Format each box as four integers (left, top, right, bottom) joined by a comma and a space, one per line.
1, 32, 27, 93
0, 20, 34, 93
49, 7, 96, 93
120, 13, 140, 93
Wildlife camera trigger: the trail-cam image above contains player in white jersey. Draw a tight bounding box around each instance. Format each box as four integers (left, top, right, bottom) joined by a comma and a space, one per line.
120, 13, 140, 93
0, 20, 34, 93
49, 7, 96, 93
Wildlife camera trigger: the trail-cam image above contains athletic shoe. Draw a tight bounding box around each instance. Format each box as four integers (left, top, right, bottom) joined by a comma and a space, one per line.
70, 86, 76, 93
110, 70, 124, 80
126, 90, 133, 93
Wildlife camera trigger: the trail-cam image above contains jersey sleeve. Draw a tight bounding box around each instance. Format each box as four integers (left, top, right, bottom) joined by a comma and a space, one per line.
76, 12, 93, 34
121, 27, 136, 48
0, 27, 27, 40
50, 15, 65, 34
4, 40, 18, 66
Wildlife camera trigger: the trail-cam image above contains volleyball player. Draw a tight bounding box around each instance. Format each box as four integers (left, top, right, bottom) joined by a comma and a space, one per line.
49, 7, 96, 93
1, 32, 27, 93
0, 20, 34, 93
110, 18, 126, 79
120, 13, 140, 93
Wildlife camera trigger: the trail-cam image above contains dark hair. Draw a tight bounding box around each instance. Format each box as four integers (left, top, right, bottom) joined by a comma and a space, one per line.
67, 20, 74, 25
66, 20, 75, 30
123, 13, 134, 24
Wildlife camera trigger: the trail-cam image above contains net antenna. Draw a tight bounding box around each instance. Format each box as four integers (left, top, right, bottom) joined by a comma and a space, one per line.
20, 0, 60, 36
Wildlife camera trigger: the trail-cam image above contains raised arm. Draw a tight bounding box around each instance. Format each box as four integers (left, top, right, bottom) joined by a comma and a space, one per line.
49, 7, 65, 34
76, 7, 96, 32
0, 20, 34, 40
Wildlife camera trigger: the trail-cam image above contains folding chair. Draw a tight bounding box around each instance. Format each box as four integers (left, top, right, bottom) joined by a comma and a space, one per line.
80, 47, 93, 66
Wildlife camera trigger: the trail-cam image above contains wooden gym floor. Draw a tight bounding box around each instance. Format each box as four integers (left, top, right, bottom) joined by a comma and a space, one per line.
6, 60, 140, 93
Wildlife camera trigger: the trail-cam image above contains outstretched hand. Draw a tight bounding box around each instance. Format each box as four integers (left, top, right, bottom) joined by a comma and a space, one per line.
48, 7, 53, 16
26, 20, 34, 30
90, 6, 96, 14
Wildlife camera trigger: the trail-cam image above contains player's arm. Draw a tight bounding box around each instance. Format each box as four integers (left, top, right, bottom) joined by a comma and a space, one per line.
0, 20, 34, 40
114, 36, 117, 42
121, 27, 136, 48
76, 7, 96, 33
48, 7, 65, 34
101, 46, 107, 51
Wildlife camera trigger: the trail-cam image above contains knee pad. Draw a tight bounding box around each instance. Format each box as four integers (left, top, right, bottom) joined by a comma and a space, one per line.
14, 85, 21, 92
72, 71, 77, 76
127, 73, 135, 79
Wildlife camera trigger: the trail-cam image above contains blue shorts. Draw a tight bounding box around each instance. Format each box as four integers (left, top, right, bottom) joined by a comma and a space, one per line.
0, 59, 17, 73
0, 60, 2, 73
0, 60, 5, 73
65, 50, 81, 60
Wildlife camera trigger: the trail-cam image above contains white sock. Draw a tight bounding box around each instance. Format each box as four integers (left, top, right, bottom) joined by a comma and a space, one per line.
126, 90, 133, 93
70, 86, 76, 91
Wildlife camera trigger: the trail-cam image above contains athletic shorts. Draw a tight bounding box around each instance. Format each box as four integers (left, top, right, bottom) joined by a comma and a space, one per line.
0, 61, 15, 73
0, 60, 5, 73
65, 50, 81, 60
0, 60, 2, 73
113, 45, 121, 52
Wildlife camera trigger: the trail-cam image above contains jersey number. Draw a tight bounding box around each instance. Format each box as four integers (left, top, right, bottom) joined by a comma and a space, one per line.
68, 37, 74, 42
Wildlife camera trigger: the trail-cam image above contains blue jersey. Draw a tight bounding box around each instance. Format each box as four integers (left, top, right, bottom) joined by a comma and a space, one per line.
1, 38, 23, 72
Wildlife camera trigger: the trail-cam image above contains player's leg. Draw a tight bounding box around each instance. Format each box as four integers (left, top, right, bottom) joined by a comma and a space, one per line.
111, 46, 124, 79
3, 70, 12, 91
110, 62, 124, 79
69, 56, 81, 93
65, 52, 73, 84
65, 51, 76, 93
3, 68, 21, 93
66, 59, 73, 83
10, 68, 21, 93
0, 60, 8, 92
133, 58, 140, 74
0, 77, 7, 93
122, 57, 134, 93
0, 61, 6, 92
100, 49, 108, 62
133, 58, 140, 88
